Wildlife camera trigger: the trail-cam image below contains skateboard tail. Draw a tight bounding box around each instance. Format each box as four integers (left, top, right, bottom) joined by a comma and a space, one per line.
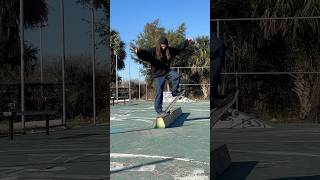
164, 90, 185, 113
211, 90, 239, 128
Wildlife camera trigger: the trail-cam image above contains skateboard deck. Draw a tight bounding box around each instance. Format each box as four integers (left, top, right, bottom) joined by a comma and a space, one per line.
211, 90, 239, 128
164, 90, 185, 113
155, 90, 185, 128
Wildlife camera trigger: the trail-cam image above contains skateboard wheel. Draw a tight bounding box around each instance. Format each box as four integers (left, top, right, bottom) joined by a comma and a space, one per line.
156, 118, 166, 129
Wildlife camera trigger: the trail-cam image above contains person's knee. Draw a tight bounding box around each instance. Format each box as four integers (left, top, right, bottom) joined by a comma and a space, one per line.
155, 94, 162, 100
172, 73, 180, 81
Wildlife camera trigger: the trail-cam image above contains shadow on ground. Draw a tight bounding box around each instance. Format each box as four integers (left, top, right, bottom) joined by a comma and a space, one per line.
169, 113, 209, 128
268, 175, 320, 180
217, 161, 258, 180
111, 158, 174, 174
169, 113, 190, 128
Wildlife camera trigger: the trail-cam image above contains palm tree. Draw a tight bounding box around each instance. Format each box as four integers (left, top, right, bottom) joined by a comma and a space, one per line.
257, 0, 320, 41
77, 0, 110, 124
190, 36, 210, 98
0, 0, 48, 77
110, 29, 126, 83
77, 0, 108, 11
191, 36, 210, 67
213, 0, 320, 121
258, 0, 320, 121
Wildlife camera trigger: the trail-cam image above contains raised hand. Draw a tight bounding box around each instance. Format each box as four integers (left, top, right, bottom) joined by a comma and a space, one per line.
134, 48, 140, 54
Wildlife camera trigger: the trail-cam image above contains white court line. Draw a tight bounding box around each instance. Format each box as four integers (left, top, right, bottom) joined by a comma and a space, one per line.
111, 117, 154, 129
111, 116, 154, 121
111, 117, 154, 120
112, 113, 132, 116
111, 119, 154, 127
110, 124, 127, 127
110, 153, 208, 165
110, 117, 125, 121
111, 115, 131, 119
0, 167, 24, 176
113, 109, 149, 111
64, 154, 91, 163
48, 155, 65, 163
128, 117, 155, 119
175, 169, 209, 180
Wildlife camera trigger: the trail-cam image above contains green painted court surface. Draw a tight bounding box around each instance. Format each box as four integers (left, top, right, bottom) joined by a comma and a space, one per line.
0, 126, 109, 179
110, 101, 210, 180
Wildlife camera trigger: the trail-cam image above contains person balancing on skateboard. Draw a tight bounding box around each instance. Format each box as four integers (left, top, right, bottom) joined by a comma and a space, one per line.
134, 36, 193, 116
211, 32, 238, 111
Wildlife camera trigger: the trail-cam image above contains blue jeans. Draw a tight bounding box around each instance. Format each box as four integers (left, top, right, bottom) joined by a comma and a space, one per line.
211, 34, 225, 109
154, 70, 180, 113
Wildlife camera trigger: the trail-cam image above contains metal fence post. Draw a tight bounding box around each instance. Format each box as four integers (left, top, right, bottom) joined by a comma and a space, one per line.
46, 115, 49, 135
9, 113, 14, 140
145, 82, 148, 101
139, 71, 141, 100
217, 19, 220, 38
116, 55, 118, 103
91, 7, 96, 125
60, 0, 66, 126
20, 0, 25, 133
128, 60, 131, 102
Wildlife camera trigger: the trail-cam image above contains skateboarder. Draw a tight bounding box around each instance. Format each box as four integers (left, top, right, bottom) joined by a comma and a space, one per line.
134, 36, 192, 116
211, 32, 235, 109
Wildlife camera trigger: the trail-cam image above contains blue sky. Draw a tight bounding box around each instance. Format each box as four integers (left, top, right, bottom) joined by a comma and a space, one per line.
111, 0, 210, 80
26, 0, 106, 62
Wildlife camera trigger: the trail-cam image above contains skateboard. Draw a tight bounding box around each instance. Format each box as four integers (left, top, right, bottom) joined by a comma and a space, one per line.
155, 90, 185, 128
210, 90, 239, 128
164, 90, 185, 114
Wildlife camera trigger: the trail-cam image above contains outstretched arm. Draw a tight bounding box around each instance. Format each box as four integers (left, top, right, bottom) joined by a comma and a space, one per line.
134, 48, 153, 62
171, 38, 193, 58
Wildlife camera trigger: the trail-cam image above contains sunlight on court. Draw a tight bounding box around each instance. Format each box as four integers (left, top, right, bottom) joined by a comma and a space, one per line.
110, 101, 210, 179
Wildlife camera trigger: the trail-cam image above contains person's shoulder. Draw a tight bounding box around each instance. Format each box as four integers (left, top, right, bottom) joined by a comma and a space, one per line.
168, 46, 179, 52
147, 47, 156, 53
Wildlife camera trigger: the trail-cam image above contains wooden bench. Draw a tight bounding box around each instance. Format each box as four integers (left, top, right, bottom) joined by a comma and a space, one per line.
2, 111, 58, 140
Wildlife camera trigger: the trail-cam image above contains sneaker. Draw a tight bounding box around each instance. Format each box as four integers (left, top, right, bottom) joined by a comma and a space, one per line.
172, 90, 185, 97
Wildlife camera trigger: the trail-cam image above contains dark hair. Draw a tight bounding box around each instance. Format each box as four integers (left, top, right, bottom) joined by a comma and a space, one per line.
156, 45, 171, 60
155, 36, 171, 60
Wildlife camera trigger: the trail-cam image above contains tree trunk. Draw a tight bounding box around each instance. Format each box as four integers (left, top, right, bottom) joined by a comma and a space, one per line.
307, 76, 320, 123
291, 74, 312, 120
201, 79, 209, 99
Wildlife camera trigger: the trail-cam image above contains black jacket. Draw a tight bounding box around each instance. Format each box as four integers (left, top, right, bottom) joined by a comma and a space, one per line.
136, 40, 189, 78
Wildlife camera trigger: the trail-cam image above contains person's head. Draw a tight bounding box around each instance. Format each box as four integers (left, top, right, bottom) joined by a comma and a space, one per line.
158, 36, 169, 50
156, 36, 171, 60
160, 44, 168, 50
